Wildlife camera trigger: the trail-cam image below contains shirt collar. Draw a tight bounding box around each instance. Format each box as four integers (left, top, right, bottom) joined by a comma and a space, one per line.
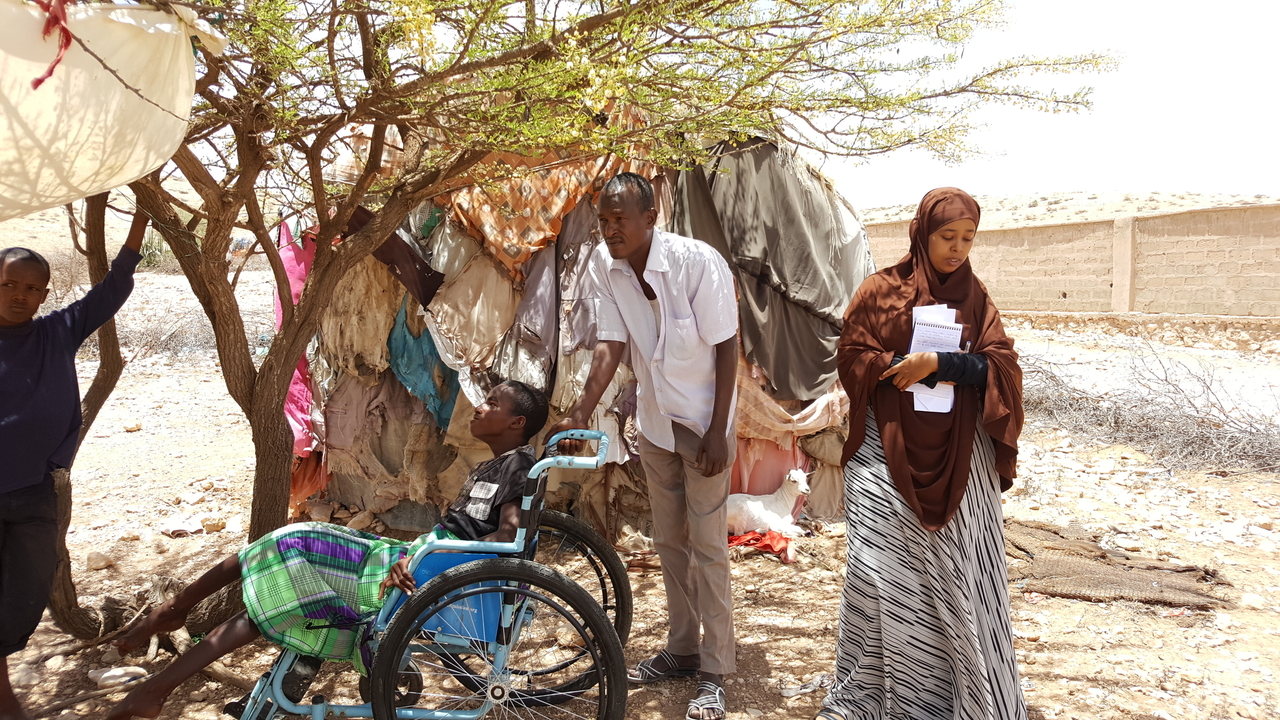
608, 228, 669, 275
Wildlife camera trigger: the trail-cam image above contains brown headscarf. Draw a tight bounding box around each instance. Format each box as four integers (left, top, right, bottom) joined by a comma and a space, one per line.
837, 187, 1023, 531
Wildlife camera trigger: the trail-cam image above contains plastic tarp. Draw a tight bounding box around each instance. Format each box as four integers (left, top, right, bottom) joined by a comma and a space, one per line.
0, 1, 227, 220
673, 139, 874, 401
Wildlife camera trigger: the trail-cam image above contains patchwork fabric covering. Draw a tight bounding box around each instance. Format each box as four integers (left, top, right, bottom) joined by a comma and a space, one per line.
439, 152, 659, 281
292, 138, 871, 532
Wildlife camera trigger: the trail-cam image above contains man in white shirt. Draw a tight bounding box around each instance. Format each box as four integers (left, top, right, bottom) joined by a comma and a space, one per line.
551, 172, 738, 720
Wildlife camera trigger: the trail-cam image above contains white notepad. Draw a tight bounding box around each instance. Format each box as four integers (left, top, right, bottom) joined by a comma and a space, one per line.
906, 306, 962, 413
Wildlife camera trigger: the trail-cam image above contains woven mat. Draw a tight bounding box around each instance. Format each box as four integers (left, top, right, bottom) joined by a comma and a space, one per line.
1005, 519, 1229, 609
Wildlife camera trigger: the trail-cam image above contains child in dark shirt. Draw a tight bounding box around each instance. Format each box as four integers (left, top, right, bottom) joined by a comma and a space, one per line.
104, 380, 549, 720
0, 211, 149, 720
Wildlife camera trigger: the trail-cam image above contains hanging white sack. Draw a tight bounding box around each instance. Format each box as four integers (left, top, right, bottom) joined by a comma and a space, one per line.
0, 1, 227, 221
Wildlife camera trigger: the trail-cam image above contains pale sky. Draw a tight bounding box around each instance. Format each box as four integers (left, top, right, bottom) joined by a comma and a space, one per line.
817, 0, 1280, 209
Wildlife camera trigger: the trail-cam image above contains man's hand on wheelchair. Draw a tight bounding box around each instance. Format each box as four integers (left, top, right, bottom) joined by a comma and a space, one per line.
547, 413, 590, 455
379, 557, 416, 599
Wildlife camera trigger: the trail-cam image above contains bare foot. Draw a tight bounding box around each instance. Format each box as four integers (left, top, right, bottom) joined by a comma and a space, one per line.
104, 685, 165, 720
113, 601, 187, 655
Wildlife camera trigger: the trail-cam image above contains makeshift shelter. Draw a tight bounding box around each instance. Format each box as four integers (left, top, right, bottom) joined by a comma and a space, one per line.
0, 0, 226, 220
289, 140, 873, 540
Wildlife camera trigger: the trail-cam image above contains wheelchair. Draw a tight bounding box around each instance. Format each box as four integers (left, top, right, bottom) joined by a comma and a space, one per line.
231, 430, 632, 720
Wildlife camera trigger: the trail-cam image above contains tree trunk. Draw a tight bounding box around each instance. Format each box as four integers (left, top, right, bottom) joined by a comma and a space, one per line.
47, 194, 129, 639
247, 399, 295, 541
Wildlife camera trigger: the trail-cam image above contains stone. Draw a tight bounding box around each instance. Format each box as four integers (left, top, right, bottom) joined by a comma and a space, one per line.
1261, 340, 1280, 354
124, 422, 142, 432
189, 689, 209, 702
10, 664, 38, 687
347, 510, 375, 531
1116, 538, 1143, 552
88, 666, 147, 688
86, 551, 114, 570
200, 515, 227, 533
1240, 593, 1267, 609
226, 515, 245, 534
746, 710, 764, 718
118, 530, 140, 541
101, 646, 122, 663
56, 712, 81, 720
306, 500, 333, 523
44, 654, 64, 671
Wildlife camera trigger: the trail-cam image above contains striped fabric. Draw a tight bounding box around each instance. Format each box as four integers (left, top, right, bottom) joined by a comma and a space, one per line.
239, 522, 443, 673
822, 409, 1026, 720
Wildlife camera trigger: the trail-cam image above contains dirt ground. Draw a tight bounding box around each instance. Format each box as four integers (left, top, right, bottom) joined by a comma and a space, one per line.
5, 259, 1280, 719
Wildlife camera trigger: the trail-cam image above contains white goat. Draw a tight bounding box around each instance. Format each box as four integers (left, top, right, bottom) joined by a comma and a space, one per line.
726, 468, 811, 537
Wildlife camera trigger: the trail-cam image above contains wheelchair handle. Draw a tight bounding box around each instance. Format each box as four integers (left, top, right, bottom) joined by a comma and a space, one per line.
529, 429, 610, 477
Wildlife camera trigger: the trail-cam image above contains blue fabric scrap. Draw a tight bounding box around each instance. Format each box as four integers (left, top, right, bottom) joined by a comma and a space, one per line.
388, 298, 460, 428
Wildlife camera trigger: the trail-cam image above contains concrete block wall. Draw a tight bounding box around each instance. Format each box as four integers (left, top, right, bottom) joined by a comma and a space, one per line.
1132, 205, 1280, 316
862, 203, 1280, 317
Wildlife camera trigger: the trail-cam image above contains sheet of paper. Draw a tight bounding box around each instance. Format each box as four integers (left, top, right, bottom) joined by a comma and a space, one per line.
913, 304, 955, 324
914, 388, 954, 413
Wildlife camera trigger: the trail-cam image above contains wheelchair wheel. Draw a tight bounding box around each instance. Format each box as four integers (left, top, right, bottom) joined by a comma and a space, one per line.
370, 558, 625, 720
535, 510, 633, 643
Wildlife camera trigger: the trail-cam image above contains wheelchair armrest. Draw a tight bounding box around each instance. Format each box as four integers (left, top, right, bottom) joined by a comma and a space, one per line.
531, 430, 610, 477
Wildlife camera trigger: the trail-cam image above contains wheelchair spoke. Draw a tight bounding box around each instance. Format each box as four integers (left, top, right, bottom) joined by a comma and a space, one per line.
370, 559, 624, 720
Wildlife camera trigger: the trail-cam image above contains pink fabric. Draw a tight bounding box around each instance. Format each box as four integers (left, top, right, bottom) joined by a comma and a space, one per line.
276, 223, 318, 457
730, 437, 810, 520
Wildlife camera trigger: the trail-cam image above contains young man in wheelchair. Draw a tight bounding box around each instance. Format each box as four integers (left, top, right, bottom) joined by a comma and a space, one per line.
105, 380, 548, 720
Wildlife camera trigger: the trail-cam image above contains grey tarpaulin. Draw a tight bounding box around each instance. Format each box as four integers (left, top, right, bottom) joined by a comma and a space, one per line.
557, 198, 603, 355
492, 244, 559, 392
674, 139, 873, 401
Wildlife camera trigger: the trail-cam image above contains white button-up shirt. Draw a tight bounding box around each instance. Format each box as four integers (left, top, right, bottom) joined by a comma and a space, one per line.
586, 229, 739, 452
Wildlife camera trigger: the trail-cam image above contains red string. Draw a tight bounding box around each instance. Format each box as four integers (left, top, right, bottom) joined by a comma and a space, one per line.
30, 0, 73, 90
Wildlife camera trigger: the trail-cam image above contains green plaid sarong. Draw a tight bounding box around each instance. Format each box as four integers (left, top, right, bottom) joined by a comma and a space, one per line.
238, 522, 446, 673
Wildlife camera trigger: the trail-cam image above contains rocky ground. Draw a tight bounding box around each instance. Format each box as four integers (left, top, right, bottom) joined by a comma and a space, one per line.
3, 200, 1279, 719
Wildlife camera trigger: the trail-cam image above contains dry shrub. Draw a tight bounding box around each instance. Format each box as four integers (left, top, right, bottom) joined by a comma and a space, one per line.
1022, 343, 1280, 472
39, 248, 89, 310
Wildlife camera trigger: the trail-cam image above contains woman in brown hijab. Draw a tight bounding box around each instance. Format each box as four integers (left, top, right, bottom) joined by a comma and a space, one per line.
816, 188, 1026, 720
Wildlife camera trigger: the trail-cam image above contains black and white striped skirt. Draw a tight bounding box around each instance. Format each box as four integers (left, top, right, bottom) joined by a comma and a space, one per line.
822, 409, 1026, 720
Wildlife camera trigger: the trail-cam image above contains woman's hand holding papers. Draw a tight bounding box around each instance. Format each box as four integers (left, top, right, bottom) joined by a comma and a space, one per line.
879, 352, 940, 391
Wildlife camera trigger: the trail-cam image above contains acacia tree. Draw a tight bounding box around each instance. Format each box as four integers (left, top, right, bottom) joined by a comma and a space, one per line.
131, 0, 1107, 541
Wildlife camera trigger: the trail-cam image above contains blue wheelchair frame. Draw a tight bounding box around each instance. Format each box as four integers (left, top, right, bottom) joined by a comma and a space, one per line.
236, 430, 610, 720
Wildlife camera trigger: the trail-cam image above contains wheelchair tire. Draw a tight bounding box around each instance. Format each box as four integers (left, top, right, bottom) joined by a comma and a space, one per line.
535, 510, 634, 644
370, 558, 625, 720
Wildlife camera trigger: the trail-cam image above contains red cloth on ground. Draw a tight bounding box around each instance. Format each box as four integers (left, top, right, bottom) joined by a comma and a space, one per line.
727, 531, 796, 563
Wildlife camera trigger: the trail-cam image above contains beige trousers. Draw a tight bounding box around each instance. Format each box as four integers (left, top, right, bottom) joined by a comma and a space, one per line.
637, 423, 737, 674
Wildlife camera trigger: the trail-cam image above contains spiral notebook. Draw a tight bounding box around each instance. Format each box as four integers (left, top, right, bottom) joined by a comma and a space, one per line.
908, 305, 962, 413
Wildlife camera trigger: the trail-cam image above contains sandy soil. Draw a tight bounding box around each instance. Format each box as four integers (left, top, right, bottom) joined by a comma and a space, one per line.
2, 271, 1275, 719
